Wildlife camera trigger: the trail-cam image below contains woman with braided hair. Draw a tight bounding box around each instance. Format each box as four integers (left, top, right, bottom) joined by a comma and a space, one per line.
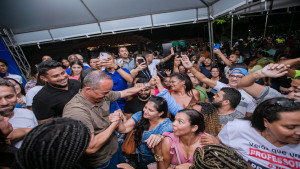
218, 97, 300, 169
190, 145, 248, 169
13, 118, 91, 169
153, 109, 206, 169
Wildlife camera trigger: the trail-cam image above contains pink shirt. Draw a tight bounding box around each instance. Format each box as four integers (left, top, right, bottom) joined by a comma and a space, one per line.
162, 132, 205, 165
69, 76, 80, 80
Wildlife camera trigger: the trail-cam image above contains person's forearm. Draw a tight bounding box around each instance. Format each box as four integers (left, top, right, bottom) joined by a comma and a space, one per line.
286, 69, 296, 78
237, 69, 264, 88
117, 69, 133, 83
7, 128, 31, 141
157, 82, 165, 93
173, 65, 179, 73
279, 57, 300, 66
86, 122, 118, 154
189, 67, 216, 88
130, 68, 139, 79
218, 53, 232, 66
161, 54, 173, 63
120, 86, 142, 98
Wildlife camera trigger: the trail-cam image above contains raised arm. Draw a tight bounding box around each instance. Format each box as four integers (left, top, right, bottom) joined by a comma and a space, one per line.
119, 83, 146, 98
237, 64, 289, 98
173, 55, 180, 73
181, 55, 217, 88
115, 67, 133, 83
278, 57, 300, 66
130, 62, 147, 79
161, 47, 175, 63
213, 49, 232, 66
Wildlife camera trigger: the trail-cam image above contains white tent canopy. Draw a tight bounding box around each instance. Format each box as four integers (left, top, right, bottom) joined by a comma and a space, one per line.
1, 0, 299, 46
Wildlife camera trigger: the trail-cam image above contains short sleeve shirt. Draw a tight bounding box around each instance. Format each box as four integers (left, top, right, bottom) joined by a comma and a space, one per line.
63, 91, 121, 167
26, 86, 43, 106
148, 59, 161, 77
131, 111, 173, 155
218, 119, 300, 169
214, 81, 257, 115
256, 86, 285, 104
32, 79, 81, 120
116, 58, 135, 71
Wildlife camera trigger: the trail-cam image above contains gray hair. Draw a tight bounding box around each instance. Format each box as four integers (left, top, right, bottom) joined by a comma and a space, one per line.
0, 78, 16, 93
82, 70, 112, 90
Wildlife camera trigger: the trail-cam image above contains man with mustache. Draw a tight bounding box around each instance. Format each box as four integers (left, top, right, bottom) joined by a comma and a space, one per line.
32, 60, 81, 124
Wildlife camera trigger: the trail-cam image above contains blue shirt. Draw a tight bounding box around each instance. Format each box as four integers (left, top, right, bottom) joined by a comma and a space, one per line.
156, 88, 183, 116
104, 68, 130, 110
131, 111, 173, 155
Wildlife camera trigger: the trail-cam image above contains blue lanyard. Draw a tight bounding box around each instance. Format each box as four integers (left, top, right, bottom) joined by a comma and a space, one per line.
141, 70, 151, 79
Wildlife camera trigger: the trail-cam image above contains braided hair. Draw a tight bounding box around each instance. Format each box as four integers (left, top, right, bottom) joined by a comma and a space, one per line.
191, 145, 248, 169
13, 118, 91, 169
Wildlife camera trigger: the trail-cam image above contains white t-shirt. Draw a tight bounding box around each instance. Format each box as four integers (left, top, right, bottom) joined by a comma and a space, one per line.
7, 73, 23, 84
9, 108, 38, 148
26, 86, 43, 106
214, 81, 257, 115
148, 59, 161, 77
219, 119, 300, 169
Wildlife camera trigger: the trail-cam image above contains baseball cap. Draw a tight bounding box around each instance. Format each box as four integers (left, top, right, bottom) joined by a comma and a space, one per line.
229, 68, 248, 76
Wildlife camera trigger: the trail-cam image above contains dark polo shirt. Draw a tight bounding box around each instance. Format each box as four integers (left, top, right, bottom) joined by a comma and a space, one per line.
63, 90, 121, 168
32, 79, 81, 120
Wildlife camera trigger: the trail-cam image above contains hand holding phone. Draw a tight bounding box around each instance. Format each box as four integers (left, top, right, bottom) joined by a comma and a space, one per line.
99, 52, 108, 60
214, 43, 220, 50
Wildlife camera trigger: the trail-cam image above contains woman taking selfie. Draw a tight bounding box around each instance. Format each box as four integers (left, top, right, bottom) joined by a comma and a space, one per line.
69, 60, 84, 81
218, 97, 300, 168
109, 96, 172, 169
131, 54, 152, 81
154, 73, 200, 116
153, 109, 205, 169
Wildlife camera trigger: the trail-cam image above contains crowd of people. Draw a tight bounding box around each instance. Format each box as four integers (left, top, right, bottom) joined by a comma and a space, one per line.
0, 34, 300, 169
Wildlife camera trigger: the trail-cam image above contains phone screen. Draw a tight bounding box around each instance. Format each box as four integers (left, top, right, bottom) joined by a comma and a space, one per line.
214, 43, 220, 50
137, 59, 144, 64
99, 52, 108, 60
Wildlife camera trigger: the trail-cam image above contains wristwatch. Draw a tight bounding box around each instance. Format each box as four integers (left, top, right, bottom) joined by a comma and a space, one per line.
154, 154, 164, 162
115, 65, 121, 70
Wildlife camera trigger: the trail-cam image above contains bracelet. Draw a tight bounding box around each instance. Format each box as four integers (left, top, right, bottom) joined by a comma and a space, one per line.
115, 65, 121, 70
154, 154, 164, 162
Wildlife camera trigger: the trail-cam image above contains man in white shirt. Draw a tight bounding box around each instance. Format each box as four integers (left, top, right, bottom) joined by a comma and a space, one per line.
144, 49, 174, 77
181, 55, 256, 116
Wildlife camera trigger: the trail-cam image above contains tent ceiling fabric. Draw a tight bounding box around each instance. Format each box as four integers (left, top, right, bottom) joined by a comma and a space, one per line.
1, 0, 298, 46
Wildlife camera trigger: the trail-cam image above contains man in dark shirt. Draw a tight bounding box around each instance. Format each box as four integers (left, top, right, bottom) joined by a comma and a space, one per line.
32, 60, 81, 124
124, 78, 151, 119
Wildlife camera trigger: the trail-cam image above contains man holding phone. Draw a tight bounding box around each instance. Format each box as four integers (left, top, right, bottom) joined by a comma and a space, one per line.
116, 47, 135, 71
100, 52, 133, 111
144, 48, 174, 77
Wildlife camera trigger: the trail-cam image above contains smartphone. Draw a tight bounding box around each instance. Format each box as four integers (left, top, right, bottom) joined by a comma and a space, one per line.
177, 52, 182, 58
137, 59, 144, 64
214, 43, 220, 50
99, 52, 108, 60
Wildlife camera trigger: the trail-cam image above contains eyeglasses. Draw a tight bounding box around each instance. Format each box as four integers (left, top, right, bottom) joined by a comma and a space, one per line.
229, 75, 243, 79
289, 86, 300, 93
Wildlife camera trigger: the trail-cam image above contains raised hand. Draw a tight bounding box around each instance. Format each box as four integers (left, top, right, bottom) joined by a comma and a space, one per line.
181, 55, 193, 69
260, 64, 289, 78
174, 55, 181, 67
164, 69, 172, 76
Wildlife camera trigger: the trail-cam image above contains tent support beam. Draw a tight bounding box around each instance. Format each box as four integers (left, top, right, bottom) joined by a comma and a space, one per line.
200, 0, 214, 62
80, 0, 102, 34
231, 15, 233, 48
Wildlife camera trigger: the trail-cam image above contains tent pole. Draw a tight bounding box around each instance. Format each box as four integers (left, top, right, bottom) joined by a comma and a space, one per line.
231, 15, 233, 49
263, 11, 269, 38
